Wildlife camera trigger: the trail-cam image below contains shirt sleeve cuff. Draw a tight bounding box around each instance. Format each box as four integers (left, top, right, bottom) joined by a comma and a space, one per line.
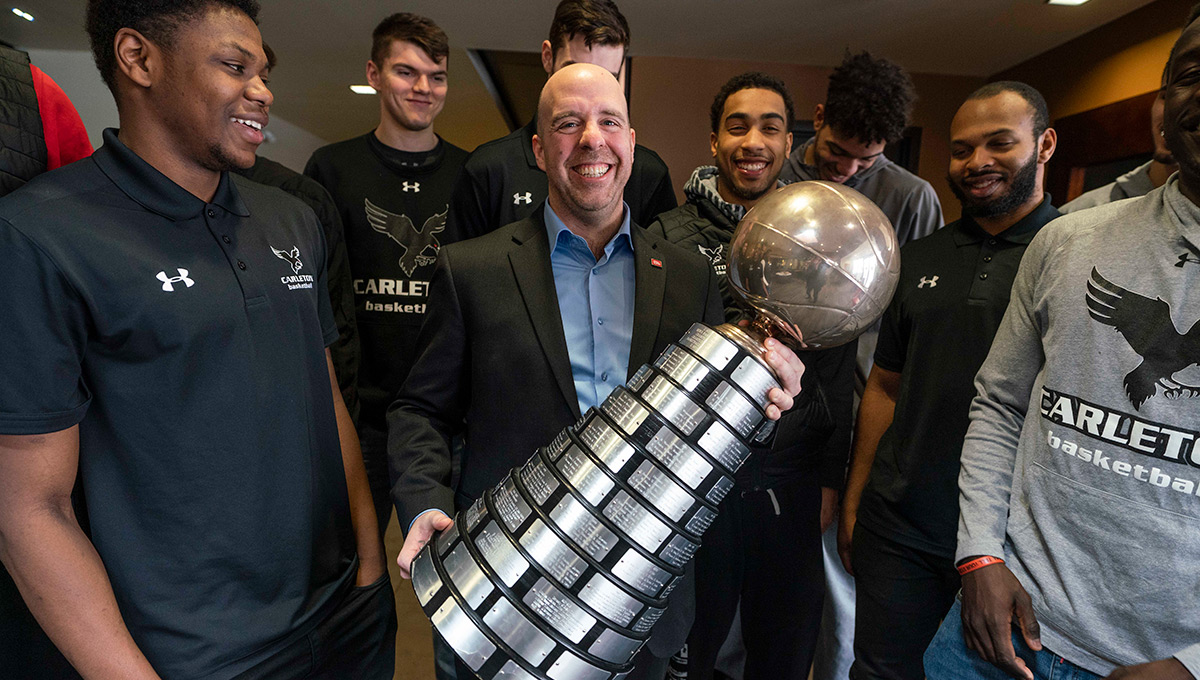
408, 507, 452, 533
954, 539, 1007, 565
1173, 643, 1200, 679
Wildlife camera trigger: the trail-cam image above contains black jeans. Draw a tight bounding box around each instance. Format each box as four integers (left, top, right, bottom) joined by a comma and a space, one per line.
687, 478, 824, 680
849, 523, 959, 680
235, 573, 397, 680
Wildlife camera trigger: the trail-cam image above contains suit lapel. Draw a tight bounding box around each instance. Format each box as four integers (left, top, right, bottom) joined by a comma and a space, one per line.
628, 225, 666, 379
509, 213, 581, 419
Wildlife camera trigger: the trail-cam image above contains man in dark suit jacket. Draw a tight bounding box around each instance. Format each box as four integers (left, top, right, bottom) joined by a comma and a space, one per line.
390, 64, 805, 679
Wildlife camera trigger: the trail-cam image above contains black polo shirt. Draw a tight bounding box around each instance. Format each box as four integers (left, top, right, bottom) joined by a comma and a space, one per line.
0, 129, 357, 679
857, 197, 1061, 558
445, 118, 678, 240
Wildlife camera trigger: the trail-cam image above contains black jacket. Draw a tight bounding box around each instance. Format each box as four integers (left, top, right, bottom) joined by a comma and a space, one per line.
389, 208, 722, 657
0, 46, 47, 197
647, 189, 854, 490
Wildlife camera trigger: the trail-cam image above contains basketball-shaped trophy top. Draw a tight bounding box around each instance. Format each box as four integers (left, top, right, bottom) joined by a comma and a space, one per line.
726, 181, 901, 349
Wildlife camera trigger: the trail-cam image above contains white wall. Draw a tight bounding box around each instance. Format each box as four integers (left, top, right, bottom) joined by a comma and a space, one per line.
23, 48, 329, 173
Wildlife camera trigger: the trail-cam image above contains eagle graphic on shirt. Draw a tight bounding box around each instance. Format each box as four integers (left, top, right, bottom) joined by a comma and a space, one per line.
271, 245, 303, 273
1085, 267, 1200, 409
364, 198, 447, 276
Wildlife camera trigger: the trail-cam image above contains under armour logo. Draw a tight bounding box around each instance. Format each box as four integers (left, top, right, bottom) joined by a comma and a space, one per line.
513, 192, 532, 205
271, 245, 303, 273
918, 276, 939, 288
1175, 252, 1200, 268
157, 268, 195, 292
402, 181, 420, 193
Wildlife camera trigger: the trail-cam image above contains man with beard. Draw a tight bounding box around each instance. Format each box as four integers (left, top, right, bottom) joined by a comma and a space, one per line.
923, 10, 1200, 680
390, 64, 807, 680
646, 72, 853, 680
0, 1, 392, 679
1061, 66, 1178, 213
305, 13, 468, 542
839, 81, 1057, 680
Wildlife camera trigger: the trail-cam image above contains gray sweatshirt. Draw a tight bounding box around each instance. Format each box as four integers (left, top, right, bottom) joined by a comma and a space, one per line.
1059, 160, 1158, 214
958, 177, 1200, 676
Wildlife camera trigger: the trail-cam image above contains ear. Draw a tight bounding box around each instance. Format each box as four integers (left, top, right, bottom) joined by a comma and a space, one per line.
629, 126, 636, 154
532, 133, 546, 172
541, 40, 555, 75
785, 131, 794, 155
365, 58, 381, 90
812, 104, 825, 130
114, 27, 156, 89
1037, 127, 1057, 164
710, 131, 719, 159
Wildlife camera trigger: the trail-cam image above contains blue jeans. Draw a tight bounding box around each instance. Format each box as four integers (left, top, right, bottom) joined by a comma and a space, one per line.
925, 600, 1101, 680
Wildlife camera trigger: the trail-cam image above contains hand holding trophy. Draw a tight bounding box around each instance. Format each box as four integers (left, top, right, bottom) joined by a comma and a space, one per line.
411, 181, 900, 679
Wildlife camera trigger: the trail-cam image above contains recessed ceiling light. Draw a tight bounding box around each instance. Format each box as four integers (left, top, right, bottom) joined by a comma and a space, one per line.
350, 85, 377, 95
11, 7, 34, 21
1046, 0, 1090, 5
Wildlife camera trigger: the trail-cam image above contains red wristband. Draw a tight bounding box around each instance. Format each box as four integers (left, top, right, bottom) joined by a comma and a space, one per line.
956, 555, 1005, 576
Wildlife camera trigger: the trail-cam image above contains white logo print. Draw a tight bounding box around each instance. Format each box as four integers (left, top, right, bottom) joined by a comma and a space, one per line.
157, 268, 195, 292
402, 181, 420, 193
271, 245, 303, 273
513, 191, 532, 205
918, 276, 939, 289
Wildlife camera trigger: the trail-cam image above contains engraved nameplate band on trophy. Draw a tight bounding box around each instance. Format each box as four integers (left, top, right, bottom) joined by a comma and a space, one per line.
410, 182, 901, 679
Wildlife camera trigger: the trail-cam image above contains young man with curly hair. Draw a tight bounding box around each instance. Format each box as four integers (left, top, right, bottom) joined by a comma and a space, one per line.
783, 51, 945, 680
782, 51, 942, 248
0, 2, 393, 678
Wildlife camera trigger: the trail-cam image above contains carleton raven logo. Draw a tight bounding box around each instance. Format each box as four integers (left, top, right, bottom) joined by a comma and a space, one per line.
697, 243, 726, 276
365, 199, 446, 276
271, 245, 303, 273
1085, 267, 1200, 409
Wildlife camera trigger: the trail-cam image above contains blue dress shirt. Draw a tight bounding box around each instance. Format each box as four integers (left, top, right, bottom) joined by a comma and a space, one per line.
544, 202, 636, 415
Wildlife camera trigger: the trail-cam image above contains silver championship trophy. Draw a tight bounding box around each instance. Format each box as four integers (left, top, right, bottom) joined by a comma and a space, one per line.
410, 181, 901, 679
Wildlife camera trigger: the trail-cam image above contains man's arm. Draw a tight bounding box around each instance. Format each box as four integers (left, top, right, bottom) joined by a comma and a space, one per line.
326, 350, 385, 585
838, 363, 900, 573
895, 181, 944, 247
0, 428, 160, 679
388, 249, 470, 577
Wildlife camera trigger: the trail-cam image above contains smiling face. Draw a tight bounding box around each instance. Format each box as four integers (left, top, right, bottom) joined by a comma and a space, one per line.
1164, 21, 1200, 197
947, 91, 1051, 219
367, 39, 448, 133
711, 87, 792, 207
154, 6, 272, 172
532, 63, 634, 226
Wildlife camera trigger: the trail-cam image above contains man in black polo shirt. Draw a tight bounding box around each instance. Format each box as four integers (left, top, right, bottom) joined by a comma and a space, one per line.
0, 2, 391, 678
838, 82, 1058, 680
444, 0, 676, 241
305, 13, 468, 541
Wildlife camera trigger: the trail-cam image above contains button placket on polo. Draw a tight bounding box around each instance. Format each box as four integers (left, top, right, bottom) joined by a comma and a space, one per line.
204, 203, 266, 302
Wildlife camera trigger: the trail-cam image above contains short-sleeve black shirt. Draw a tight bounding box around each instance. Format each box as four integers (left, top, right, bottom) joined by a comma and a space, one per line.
0, 130, 357, 678
859, 197, 1061, 557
